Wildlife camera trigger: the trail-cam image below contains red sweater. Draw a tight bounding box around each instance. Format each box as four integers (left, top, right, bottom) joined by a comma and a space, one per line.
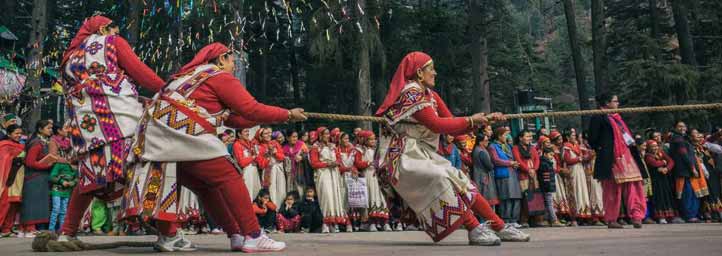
644, 152, 675, 171
411, 91, 473, 136
232, 140, 256, 168
114, 36, 165, 92
253, 201, 278, 216
310, 144, 341, 169
188, 72, 288, 124
512, 144, 540, 180
336, 146, 368, 174
25, 141, 53, 171
255, 141, 285, 169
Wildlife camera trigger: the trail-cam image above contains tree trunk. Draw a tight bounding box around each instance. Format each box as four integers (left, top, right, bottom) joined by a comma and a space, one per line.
591, 0, 608, 96
127, 0, 142, 45
671, 0, 697, 66
648, 0, 661, 60
468, 0, 491, 113
563, 0, 590, 126
26, 0, 48, 127
354, 0, 372, 130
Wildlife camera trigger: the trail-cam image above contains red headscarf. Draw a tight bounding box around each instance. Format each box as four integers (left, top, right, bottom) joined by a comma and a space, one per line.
357, 130, 374, 139
537, 136, 550, 147
62, 15, 112, 65
375, 51, 433, 116
315, 127, 328, 143
173, 42, 230, 79
549, 131, 562, 142
454, 135, 469, 143
330, 128, 341, 144
254, 127, 269, 144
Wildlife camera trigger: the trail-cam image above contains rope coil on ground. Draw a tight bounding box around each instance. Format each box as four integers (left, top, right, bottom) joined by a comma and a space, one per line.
305, 102, 722, 123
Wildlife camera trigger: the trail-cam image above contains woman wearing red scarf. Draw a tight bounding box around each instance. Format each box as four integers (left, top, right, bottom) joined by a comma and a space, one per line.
357, 130, 392, 231
336, 132, 367, 232
512, 130, 542, 227
455, 135, 473, 177
309, 127, 349, 233
644, 140, 677, 223
233, 128, 262, 201
562, 128, 593, 224
588, 93, 646, 228
58, 14, 166, 242
255, 128, 286, 210
124, 43, 305, 252
0, 125, 24, 237
375, 52, 528, 246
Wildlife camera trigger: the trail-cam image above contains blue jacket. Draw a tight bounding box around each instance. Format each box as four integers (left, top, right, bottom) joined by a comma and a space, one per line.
490, 142, 514, 179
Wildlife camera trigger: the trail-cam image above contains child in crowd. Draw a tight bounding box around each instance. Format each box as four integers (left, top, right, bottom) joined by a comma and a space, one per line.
277, 193, 302, 233
253, 189, 278, 233
539, 147, 563, 227
299, 187, 323, 233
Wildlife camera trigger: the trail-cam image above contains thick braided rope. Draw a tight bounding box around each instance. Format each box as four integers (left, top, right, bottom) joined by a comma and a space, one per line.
305, 102, 722, 123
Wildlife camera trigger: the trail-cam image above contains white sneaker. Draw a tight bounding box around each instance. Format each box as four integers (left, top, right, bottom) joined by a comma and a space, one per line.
393, 224, 403, 232
659, 219, 668, 224
301, 228, 310, 233
242, 234, 286, 253
495, 224, 530, 242
383, 223, 393, 232
210, 228, 223, 235
468, 223, 502, 246
230, 234, 245, 251
22, 232, 36, 238
368, 224, 378, 232
346, 224, 354, 233
154, 233, 197, 252
333, 225, 340, 233
321, 224, 330, 234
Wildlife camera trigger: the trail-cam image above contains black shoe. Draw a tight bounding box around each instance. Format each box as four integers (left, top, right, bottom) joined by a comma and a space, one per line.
607, 222, 624, 229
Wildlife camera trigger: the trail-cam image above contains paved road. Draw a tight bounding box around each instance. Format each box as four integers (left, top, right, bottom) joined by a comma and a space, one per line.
1, 223, 720, 255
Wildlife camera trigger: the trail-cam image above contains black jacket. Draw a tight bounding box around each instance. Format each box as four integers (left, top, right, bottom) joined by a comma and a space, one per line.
669, 132, 695, 178
588, 114, 615, 180
279, 202, 300, 219
538, 157, 557, 193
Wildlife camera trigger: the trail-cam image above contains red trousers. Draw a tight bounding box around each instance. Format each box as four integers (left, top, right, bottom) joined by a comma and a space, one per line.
602, 180, 646, 222
62, 157, 260, 237
462, 193, 506, 232
0, 190, 21, 233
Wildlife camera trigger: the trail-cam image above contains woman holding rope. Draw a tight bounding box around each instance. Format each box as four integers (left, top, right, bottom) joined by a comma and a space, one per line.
125, 43, 306, 252
375, 52, 529, 246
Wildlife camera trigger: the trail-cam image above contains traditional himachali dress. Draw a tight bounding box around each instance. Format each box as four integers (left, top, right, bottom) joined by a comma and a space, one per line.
581, 143, 605, 220
563, 142, 592, 219
552, 146, 571, 217
256, 134, 287, 206
338, 142, 367, 224
309, 138, 349, 227
124, 63, 231, 223
233, 138, 262, 200
358, 138, 390, 223
59, 15, 165, 236
126, 42, 292, 239
376, 81, 484, 241
694, 144, 721, 215
704, 142, 722, 216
